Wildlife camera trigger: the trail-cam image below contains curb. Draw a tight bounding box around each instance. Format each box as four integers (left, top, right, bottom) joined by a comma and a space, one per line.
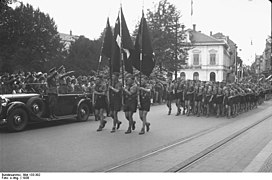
243, 138, 272, 172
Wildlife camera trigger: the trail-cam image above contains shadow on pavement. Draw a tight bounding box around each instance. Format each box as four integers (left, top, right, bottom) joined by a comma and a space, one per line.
0, 116, 96, 134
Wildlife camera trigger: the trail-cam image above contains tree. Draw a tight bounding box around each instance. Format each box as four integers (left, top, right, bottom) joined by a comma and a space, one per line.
144, 0, 190, 76
65, 36, 104, 76
0, 3, 64, 73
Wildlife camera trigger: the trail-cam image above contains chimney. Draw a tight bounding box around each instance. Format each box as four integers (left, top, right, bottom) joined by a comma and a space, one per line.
210, 31, 213, 36
70, 30, 72, 36
193, 24, 196, 31
181, 24, 185, 31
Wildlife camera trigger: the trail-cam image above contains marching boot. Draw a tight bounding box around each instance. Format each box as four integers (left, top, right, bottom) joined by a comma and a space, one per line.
132, 121, 136, 130
97, 125, 103, 132
168, 108, 172, 115
125, 120, 132, 134
110, 127, 116, 133
125, 128, 132, 134
176, 108, 181, 116
101, 120, 107, 128
146, 122, 151, 132
117, 121, 122, 130
139, 128, 145, 135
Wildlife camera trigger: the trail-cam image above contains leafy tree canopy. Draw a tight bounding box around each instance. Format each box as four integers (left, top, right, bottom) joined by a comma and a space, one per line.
143, 0, 191, 75
0, 2, 64, 73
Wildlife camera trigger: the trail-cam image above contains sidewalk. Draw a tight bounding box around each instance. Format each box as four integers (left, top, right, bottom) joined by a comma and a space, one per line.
244, 138, 272, 172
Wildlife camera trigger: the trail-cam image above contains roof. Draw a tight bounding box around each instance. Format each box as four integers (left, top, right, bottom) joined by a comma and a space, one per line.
212, 32, 236, 47
188, 29, 225, 44
59, 33, 79, 42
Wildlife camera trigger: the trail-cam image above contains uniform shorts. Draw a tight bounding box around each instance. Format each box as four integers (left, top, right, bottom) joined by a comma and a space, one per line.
109, 97, 122, 112
215, 95, 224, 104
139, 98, 151, 112
195, 94, 202, 102
175, 92, 183, 101
94, 95, 108, 110
166, 92, 173, 101
185, 93, 194, 101
123, 100, 137, 113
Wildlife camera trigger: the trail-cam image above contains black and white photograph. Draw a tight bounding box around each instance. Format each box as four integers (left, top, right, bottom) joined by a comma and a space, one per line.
0, 0, 271, 178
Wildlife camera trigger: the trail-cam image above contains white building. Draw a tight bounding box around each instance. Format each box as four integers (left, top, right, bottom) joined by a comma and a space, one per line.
59, 30, 79, 49
178, 25, 232, 82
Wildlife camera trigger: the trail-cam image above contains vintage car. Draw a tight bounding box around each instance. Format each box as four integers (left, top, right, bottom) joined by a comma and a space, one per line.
0, 93, 93, 132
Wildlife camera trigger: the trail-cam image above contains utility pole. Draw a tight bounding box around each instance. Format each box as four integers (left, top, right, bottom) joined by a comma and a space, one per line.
234, 45, 237, 82
175, 17, 178, 80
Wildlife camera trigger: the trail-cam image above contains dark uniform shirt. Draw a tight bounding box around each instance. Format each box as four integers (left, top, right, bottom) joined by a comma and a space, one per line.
47, 71, 58, 94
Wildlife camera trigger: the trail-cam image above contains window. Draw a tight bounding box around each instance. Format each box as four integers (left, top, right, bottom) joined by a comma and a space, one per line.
180, 72, 186, 80
210, 72, 216, 82
210, 54, 216, 65
193, 72, 199, 80
193, 54, 199, 65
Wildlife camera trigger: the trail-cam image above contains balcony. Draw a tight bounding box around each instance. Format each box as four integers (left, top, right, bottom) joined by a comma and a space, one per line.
180, 65, 202, 69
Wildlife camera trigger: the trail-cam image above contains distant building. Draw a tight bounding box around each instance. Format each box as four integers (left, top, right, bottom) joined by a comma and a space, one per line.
177, 25, 233, 82
263, 36, 272, 73
253, 36, 271, 76
59, 30, 79, 49
254, 55, 264, 74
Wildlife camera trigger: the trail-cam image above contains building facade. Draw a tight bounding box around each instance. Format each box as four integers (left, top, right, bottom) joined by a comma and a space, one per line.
59, 30, 79, 50
253, 36, 271, 75
177, 25, 232, 82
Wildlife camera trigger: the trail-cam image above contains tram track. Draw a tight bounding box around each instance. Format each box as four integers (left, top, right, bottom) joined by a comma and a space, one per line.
168, 114, 272, 172
97, 121, 232, 172
99, 111, 272, 172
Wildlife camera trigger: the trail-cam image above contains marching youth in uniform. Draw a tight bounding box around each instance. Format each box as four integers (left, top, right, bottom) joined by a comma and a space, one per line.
214, 86, 224, 117
122, 74, 138, 134
195, 85, 203, 117
47, 67, 59, 119
185, 81, 195, 116
204, 85, 212, 117
166, 78, 174, 115
175, 78, 184, 116
94, 75, 108, 131
108, 73, 122, 133
138, 76, 151, 135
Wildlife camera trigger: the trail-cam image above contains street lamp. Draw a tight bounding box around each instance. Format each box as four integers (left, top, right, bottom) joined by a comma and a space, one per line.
234, 45, 237, 82
174, 17, 178, 80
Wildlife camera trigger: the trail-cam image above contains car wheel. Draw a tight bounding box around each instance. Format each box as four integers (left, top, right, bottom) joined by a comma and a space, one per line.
7, 108, 28, 132
26, 97, 45, 118
77, 102, 90, 121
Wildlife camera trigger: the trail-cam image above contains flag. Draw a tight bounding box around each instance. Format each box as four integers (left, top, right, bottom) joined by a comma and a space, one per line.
101, 18, 113, 59
131, 12, 155, 77
191, 0, 193, 16
111, 8, 134, 74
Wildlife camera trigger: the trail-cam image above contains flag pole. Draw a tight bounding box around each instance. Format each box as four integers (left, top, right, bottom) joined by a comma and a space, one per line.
139, 9, 144, 89
119, 5, 126, 107
120, 6, 125, 87
97, 20, 108, 76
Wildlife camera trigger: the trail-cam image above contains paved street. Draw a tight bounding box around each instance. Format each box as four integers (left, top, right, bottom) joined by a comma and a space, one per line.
1, 101, 272, 172
184, 114, 272, 172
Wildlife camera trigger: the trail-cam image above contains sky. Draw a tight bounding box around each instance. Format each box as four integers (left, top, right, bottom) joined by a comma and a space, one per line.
15, 0, 271, 65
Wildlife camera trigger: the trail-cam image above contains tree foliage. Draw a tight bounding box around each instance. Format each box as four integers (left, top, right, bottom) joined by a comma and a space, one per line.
0, 3, 64, 73
65, 35, 106, 76
144, 0, 190, 74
